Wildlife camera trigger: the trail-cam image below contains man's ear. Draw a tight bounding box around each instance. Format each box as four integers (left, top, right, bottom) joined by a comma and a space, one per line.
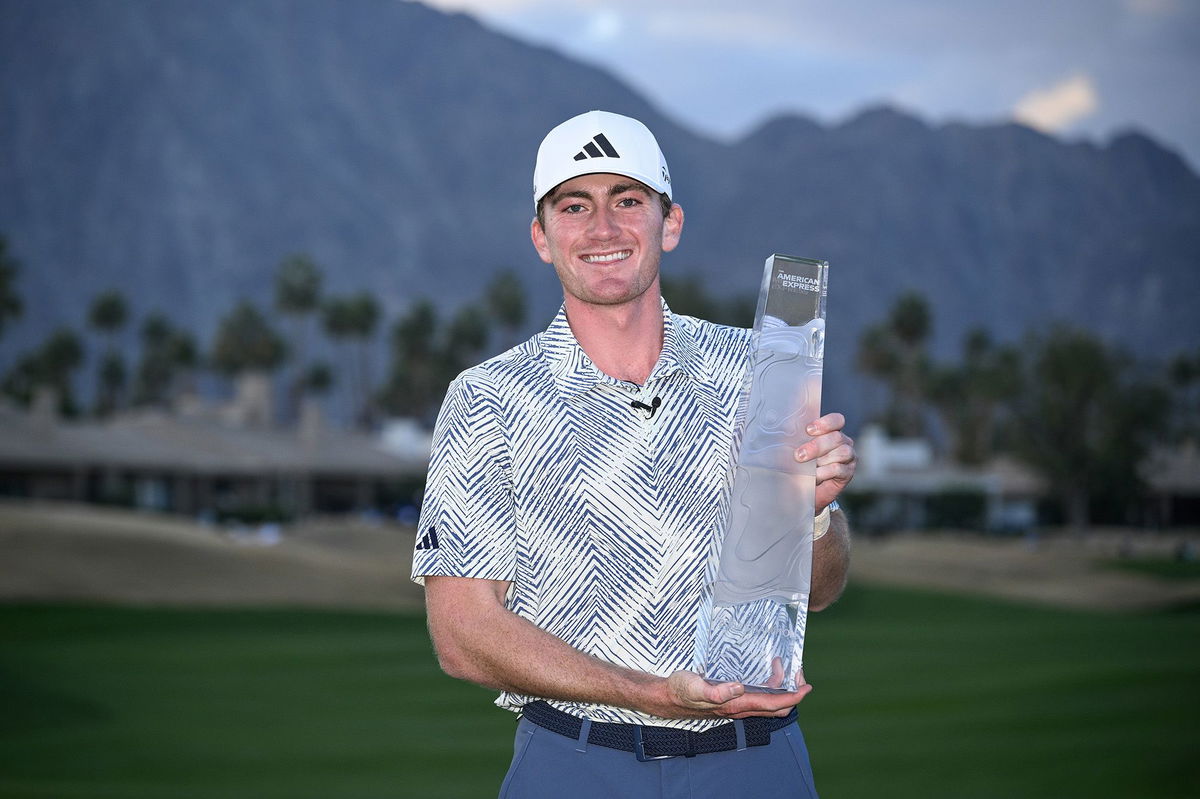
661, 203, 684, 253
530, 217, 553, 264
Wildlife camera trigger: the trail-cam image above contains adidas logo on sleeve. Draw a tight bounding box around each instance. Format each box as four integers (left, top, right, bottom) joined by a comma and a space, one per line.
415, 526, 440, 551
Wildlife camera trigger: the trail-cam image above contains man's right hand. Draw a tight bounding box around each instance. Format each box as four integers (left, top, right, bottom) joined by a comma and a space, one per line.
661, 670, 812, 719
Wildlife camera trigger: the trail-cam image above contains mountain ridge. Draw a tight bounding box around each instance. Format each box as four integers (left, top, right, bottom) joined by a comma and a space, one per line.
2, 0, 1197, 422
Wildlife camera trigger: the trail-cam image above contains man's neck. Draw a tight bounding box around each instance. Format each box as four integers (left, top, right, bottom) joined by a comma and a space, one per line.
563, 291, 664, 386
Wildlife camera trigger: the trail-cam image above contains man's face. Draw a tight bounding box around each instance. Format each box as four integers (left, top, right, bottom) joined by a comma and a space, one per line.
531, 173, 683, 309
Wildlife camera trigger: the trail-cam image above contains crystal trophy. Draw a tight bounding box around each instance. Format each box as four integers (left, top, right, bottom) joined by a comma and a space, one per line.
697, 254, 828, 692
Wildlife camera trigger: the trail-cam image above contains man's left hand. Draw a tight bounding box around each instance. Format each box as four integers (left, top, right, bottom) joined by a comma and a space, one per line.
793, 412, 856, 512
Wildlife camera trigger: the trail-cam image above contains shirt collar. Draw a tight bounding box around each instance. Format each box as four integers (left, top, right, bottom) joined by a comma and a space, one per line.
542, 297, 712, 399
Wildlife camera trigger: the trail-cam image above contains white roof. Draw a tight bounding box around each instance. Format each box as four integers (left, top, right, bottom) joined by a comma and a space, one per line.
0, 402, 429, 477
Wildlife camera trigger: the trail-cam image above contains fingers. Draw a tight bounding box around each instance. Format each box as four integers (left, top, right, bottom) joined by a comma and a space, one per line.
816, 438, 856, 467
798, 427, 856, 511
724, 672, 812, 718
795, 431, 855, 465
794, 413, 850, 461
805, 412, 845, 437
795, 412, 856, 481
666, 670, 813, 719
815, 447, 856, 481
766, 657, 785, 689
668, 671, 745, 711
702, 679, 746, 705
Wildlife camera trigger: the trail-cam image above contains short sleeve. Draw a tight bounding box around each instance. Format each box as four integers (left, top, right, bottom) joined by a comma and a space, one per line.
411, 372, 516, 585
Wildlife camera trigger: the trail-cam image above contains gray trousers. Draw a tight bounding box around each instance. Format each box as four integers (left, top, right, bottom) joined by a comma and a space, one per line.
498, 717, 820, 799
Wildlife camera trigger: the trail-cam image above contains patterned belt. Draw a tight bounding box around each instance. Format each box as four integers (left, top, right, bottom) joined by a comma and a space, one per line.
520, 700, 798, 762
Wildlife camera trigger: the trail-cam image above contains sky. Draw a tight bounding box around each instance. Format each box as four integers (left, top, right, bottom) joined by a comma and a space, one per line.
421, 0, 1200, 170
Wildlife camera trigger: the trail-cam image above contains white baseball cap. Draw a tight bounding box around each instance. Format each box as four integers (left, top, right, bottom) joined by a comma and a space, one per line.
533, 110, 672, 209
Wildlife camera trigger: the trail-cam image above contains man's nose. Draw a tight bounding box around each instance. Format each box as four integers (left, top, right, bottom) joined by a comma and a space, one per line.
588, 205, 619, 238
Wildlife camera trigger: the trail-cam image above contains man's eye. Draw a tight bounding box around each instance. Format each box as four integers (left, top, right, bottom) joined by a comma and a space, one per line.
564, 203, 585, 213
617, 197, 640, 207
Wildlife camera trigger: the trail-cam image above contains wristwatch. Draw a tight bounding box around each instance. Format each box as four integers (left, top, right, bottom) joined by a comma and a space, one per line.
813, 499, 841, 541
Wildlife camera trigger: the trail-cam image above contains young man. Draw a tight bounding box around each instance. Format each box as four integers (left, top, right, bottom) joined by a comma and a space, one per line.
413, 110, 856, 798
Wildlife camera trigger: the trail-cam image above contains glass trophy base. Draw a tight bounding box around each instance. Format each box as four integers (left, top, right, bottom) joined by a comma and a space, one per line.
701, 595, 807, 693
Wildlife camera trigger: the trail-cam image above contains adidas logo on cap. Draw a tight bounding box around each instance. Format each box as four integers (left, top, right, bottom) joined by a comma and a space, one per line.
573, 133, 620, 161
534, 110, 672, 207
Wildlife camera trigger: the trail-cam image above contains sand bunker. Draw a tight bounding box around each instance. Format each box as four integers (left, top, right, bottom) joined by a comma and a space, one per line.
2, 501, 1197, 612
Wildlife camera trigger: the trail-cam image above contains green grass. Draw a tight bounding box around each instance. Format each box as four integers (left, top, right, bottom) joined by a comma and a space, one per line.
803, 588, 1200, 798
0, 608, 514, 799
1100, 556, 1200, 581
1, 588, 1197, 799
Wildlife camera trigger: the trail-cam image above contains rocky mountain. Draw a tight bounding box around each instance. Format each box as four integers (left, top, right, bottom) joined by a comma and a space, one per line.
2, 0, 1198, 421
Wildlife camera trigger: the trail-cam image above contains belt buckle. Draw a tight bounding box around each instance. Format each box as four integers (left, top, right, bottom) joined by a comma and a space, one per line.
632, 726, 673, 762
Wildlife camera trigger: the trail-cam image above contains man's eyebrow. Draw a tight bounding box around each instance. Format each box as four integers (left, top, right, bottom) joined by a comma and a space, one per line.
548, 182, 652, 205
608, 182, 652, 197
551, 188, 595, 203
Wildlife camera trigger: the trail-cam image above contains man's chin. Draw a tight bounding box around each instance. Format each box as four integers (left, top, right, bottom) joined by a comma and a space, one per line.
568, 284, 656, 308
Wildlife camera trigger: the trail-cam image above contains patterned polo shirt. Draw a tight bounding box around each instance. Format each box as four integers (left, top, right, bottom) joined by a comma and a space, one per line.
412, 299, 752, 730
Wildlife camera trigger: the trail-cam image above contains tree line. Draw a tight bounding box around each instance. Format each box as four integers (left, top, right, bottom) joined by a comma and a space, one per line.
856, 291, 1199, 531
2, 234, 1196, 530
0, 236, 527, 428
0, 237, 736, 431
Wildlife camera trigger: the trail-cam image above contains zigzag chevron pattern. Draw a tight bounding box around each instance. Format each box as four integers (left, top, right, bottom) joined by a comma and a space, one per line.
695, 597, 806, 689
413, 301, 751, 730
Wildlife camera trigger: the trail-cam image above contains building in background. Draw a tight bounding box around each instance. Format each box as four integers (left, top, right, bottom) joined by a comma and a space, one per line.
0, 378, 430, 521
848, 425, 1044, 533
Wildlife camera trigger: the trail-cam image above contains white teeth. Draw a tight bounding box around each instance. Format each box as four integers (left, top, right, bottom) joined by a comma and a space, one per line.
582, 250, 631, 263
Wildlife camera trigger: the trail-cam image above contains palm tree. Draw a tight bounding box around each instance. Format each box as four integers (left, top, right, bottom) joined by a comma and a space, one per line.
323, 292, 380, 429
210, 301, 287, 376
660, 274, 720, 322
1007, 325, 1168, 532
660, 273, 755, 326
132, 312, 176, 407
887, 293, 932, 437
928, 328, 1020, 465
0, 235, 23, 341
167, 329, 199, 398
1166, 348, 1200, 441
443, 304, 489, 384
855, 292, 932, 437
88, 290, 128, 338
37, 327, 84, 416
322, 295, 355, 425
275, 254, 322, 318
383, 300, 441, 421
88, 290, 129, 415
485, 269, 526, 351
1, 352, 41, 407
208, 301, 287, 427
274, 254, 323, 420
303, 361, 334, 396
96, 352, 127, 416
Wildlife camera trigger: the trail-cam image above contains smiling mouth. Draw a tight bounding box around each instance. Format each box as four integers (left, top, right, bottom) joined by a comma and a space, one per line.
581, 250, 632, 264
